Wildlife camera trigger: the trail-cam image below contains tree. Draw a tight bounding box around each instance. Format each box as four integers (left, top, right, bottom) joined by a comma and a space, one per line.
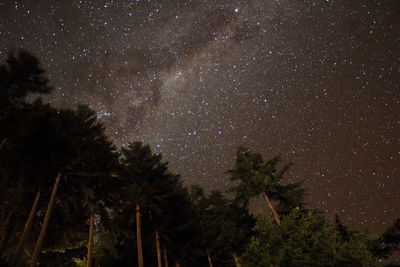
94, 142, 204, 267
87, 212, 95, 267
0, 51, 53, 263
370, 217, 400, 263
117, 142, 165, 267
98, 142, 197, 266
30, 173, 61, 267
241, 209, 379, 267
229, 147, 306, 224
0, 50, 52, 112
0, 98, 117, 265
190, 186, 255, 266
32, 105, 118, 266
13, 190, 41, 265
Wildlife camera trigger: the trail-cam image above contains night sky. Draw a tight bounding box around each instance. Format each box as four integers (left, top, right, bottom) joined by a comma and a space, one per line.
0, 0, 399, 234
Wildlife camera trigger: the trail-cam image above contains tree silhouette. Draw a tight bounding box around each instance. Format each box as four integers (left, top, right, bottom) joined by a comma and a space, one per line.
0, 51, 54, 263
371, 217, 400, 263
0, 50, 52, 112
229, 147, 306, 224
241, 209, 379, 267
190, 187, 255, 266
0, 95, 117, 265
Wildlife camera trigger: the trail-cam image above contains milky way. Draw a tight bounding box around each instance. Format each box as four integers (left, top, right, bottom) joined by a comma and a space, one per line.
1, 0, 399, 234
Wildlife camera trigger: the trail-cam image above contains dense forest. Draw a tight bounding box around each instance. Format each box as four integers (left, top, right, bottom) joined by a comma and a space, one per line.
0, 51, 399, 266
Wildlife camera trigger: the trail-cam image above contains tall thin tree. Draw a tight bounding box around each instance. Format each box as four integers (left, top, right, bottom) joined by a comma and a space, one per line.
87, 212, 95, 267
207, 253, 214, 267
262, 192, 281, 225
163, 248, 169, 267
156, 230, 162, 267
29, 173, 61, 267
136, 204, 144, 267
13, 190, 41, 265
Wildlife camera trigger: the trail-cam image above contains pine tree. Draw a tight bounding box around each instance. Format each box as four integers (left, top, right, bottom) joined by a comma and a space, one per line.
229, 147, 306, 224
190, 187, 255, 266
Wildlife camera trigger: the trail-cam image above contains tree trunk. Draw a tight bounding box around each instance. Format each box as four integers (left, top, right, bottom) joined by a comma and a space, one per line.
0, 211, 12, 238
87, 212, 95, 267
14, 190, 41, 265
0, 138, 7, 150
232, 252, 242, 267
29, 173, 61, 267
163, 247, 169, 267
207, 253, 214, 267
155, 230, 162, 267
262, 192, 281, 225
0, 211, 13, 257
0, 216, 16, 260
136, 204, 144, 267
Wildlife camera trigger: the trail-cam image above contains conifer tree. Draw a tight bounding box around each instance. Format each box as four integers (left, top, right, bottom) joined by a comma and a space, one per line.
0, 51, 117, 265
229, 147, 306, 224
190, 186, 255, 266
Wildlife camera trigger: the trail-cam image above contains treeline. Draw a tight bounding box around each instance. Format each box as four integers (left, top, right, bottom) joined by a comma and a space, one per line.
0, 51, 399, 267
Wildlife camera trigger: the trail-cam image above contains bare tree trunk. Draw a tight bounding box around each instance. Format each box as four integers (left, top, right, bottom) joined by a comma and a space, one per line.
14, 190, 41, 265
0, 180, 23, 257
262, 192, 281, 225
232, 252, 242, 267
0, 211, 12, 238
136, 204, 144, 267
0, 216, 16, 260
155, 230, 162, 267
207, 253, 214, 267
0, 138, 7, 150
29, 173, 61, 267
0, 211, 13, 257
87, 212, 95, 267
163, 247, 169, 267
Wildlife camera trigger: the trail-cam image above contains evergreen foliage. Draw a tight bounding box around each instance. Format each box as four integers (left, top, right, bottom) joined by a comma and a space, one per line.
0, 50, 52, 111
241, 210, 379, 267
370, 218, 400, 263
229, 147, 306, 221
190, 186, 255, 265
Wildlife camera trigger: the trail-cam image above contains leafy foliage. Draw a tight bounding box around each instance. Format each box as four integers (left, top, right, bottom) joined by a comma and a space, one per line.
229, 147, 306, 219
242, 210, 379, 267
0, 50, 52, 111
190, 186, 255, 265
370, 218, 400, 261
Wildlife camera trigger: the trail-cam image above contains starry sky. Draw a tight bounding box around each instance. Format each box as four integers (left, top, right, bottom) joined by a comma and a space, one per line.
0, 0, 399, 234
